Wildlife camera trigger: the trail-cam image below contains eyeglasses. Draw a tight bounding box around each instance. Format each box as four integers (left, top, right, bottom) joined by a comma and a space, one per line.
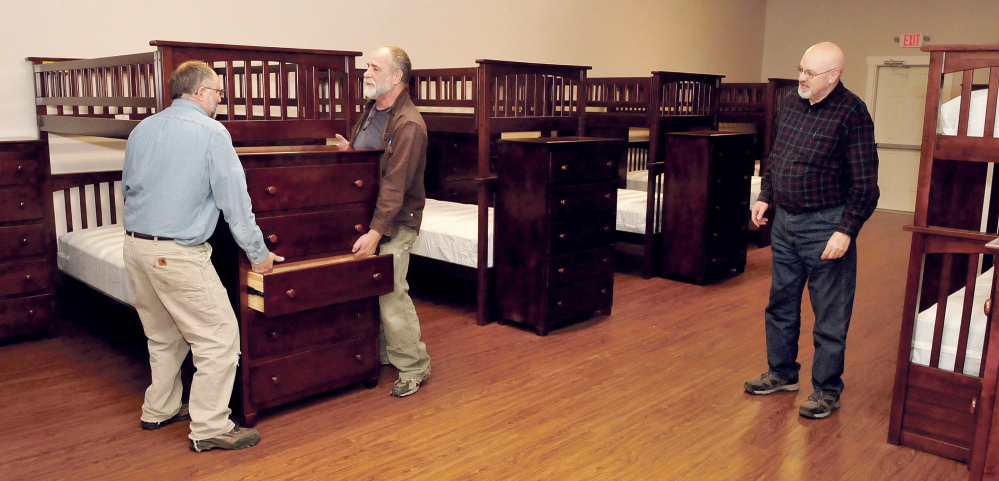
797, 66, 839, 80
203, 86, 225, 97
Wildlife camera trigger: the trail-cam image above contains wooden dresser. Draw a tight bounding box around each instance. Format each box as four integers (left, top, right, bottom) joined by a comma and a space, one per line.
494, 137, 622, 335
230, 146, 393, 426
0, 141, 52, 340
660, 131, 755, 284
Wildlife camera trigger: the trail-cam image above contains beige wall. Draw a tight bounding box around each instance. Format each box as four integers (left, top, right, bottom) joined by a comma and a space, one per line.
762, 0, 999, 99
0, 0, 766, 142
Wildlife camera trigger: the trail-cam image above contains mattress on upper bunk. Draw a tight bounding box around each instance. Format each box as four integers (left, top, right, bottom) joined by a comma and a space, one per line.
412, 199, 494, 268
939, 89, 999, 137
910, 268, 993, 376
622, 172, 762, 206
57, 224, 134, 306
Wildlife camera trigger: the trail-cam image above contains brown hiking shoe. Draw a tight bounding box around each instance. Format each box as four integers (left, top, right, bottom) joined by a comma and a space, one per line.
141, 404, 191, 430
744, 371, 799, 395
189, 426, 261, 452
799, 390, 841, 419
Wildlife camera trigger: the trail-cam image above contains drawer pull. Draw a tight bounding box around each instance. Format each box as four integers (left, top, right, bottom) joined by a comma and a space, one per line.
595, 309, 604, 315
971, 397, 978, 414
17, 165, 23, 172
558, 233, 566, 240
712, 232, 719, 238
605, 161, 613, 168
372, 272, 383, 281
267, 234, 278, 243
354, 179, 364, 188
22, 238, 29, 245
286, 289, 297, 299
557, 301, 563, 307
24, 275, 32, 282
268, 330, 278, 339
561, 164, 569, 171
19, 202, 25, 209
603, 225, 611, 232
557, 267, 565, 274
602, 257, 610, 263
355, 224, 365, 233
601, 289, 608, 295
604, 193, 612, 199
28, 309, 35, 316
560, 199, 568, 206
271, 376, 280, 385
266, 186, 277, 195
355, 312, 364, 319
355, 354, 363, 362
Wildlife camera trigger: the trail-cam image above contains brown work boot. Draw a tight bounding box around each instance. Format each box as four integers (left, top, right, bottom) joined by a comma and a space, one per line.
140, 404, 191, 430
189, 426, 260, 452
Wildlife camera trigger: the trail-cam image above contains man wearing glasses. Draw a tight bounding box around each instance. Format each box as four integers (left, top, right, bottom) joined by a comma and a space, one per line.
743, 42, 880, 419
335, 46, 431, 398
123, 60, 282, 451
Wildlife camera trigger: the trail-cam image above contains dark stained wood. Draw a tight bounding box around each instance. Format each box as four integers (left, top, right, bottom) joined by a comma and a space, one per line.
0, 210, 970, 480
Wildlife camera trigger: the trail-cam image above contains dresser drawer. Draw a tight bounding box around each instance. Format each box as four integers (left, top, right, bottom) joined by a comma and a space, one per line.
0, 156, 42, 186
550, 181, 617, 219
550, 148, 618, 185
245, 164, 378, 212
247, 254, 393, 317
245, 298, 377, 358
0, 187, 43, 222
0, 223, 46, 261
0, 294, 51, 338
547, 246, 614, 288
547, 276, 613, 324
257, 206, 372, 258
248, 335, 377, 406
549, 215, 616, 255
436, 179, 479, 204
0, 259, 50, 297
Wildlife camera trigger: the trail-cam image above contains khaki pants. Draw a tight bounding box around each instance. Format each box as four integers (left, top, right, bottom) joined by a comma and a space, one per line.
378, 225, 431, 380
123, 236, 238, 440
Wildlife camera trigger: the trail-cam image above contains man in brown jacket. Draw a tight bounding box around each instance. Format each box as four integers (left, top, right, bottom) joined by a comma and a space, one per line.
335, 46, 430, 397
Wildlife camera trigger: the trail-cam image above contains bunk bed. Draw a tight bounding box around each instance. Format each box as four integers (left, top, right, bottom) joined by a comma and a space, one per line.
30, 41, 403, 427
584, 71, 724, 277
406, 60, 591, 325
887, 44, 999, 481
716, 78, 798, 247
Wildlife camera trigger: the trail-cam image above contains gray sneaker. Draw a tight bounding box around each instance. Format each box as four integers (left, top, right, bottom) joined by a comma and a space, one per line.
189, 426, 261, 452
799, 390, 840, 419
744, 371, 799, 395
141, 404, 191, 430
391, 372, 429, 398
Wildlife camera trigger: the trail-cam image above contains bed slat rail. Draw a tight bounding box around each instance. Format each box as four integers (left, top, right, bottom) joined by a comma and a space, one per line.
51, 171, 123, 236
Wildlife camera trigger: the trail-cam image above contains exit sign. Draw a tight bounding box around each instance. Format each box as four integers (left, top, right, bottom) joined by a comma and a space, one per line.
901, 33, 923, 48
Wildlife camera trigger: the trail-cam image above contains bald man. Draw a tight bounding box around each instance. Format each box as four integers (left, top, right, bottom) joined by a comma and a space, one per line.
743, 42, 880, 419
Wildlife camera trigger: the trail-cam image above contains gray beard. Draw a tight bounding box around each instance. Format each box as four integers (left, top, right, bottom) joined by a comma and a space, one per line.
797, 86, 812, 100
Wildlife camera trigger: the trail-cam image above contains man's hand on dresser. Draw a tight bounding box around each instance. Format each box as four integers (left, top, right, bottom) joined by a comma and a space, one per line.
252, 252, 284, 274
353, 229, 384, 259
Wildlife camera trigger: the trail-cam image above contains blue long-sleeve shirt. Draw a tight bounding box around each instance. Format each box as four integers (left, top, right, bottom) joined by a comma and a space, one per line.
122, 98, 269, 264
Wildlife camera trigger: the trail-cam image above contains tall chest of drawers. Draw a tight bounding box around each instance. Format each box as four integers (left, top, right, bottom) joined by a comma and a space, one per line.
230, 146, 393, 426
494, 137, 622, 335
660, 131, 755, 284
0, 141, 52, 340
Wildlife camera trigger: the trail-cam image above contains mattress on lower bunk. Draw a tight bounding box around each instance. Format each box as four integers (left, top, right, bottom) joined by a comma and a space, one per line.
616, 188, 658, 234
57, 224, 135, 306
622, 171, 763, 206
910, 268, 993, 376
412, 199, 494, 268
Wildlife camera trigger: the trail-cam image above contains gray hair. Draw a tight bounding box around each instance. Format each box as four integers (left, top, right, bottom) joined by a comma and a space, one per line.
169, 61, 216, 99
376, 46, 412, 84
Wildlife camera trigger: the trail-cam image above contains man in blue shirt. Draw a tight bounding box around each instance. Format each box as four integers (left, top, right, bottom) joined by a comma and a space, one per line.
123, 61, 282, 451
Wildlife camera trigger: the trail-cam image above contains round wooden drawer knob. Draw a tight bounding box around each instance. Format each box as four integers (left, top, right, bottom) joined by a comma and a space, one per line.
985, 298, 992, 316
19, 202, 26, 209
605, 161, 612, 167
355, 312, 364, 319
602, 257, 610, 263
271, 376, 280, 385
24, 275, 32, 282
354, 179, 364, 188
269, 330, 278, 339
266, 186, 277, 195
355, 224, 365, 233
560, 199, 568, 206
603, 226, 611, 232
558, 233, 566, 240
21, 238, 29, 245
604, 193, 611, 199
267, 234, 278, 243
17, 165, 23, 172
557, 267, 566, 274
561, 165, 569, 171
355, 354, 363, 362
28, 309, 35, 316
286, 289, 296, 299
601, 289, 608, 295
373, 273, 383, 281
557, 301, 563, 307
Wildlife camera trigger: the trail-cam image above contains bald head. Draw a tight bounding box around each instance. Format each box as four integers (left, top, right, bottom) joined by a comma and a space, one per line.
797, 42, 844, 104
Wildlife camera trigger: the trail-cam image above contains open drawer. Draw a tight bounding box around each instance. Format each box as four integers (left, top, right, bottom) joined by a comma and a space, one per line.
247, 254, 393, 316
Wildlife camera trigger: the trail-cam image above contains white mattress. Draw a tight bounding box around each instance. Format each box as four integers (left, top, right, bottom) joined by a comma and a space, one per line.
623, 171, 761, 207
412, 199, 494, 268
940, 90, 999, 137
911, 268, 993, 375
617, 188, 656, 234
57, 224, 134, 306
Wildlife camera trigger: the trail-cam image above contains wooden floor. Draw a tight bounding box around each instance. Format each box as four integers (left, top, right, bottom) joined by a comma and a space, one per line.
0, 210, 970, 480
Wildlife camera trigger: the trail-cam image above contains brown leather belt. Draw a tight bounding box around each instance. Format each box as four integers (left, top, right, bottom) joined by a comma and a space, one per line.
126, 231, 175, 241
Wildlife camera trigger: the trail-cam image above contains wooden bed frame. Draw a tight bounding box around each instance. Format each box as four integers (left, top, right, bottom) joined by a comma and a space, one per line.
29, 40, 360, 144
407, 59, 590, 325
716, 78, 798, 247
585, 72, 724, 277
887, 44, 999, 481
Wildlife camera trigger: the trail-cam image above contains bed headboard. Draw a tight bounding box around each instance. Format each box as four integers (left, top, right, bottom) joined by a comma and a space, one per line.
29, 41, 362, 144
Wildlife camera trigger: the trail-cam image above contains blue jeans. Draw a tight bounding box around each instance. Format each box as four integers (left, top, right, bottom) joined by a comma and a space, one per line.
765, 205, 857, 395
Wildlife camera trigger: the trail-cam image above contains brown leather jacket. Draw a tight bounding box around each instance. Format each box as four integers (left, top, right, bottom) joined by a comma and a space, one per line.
349, 90, 427, 237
